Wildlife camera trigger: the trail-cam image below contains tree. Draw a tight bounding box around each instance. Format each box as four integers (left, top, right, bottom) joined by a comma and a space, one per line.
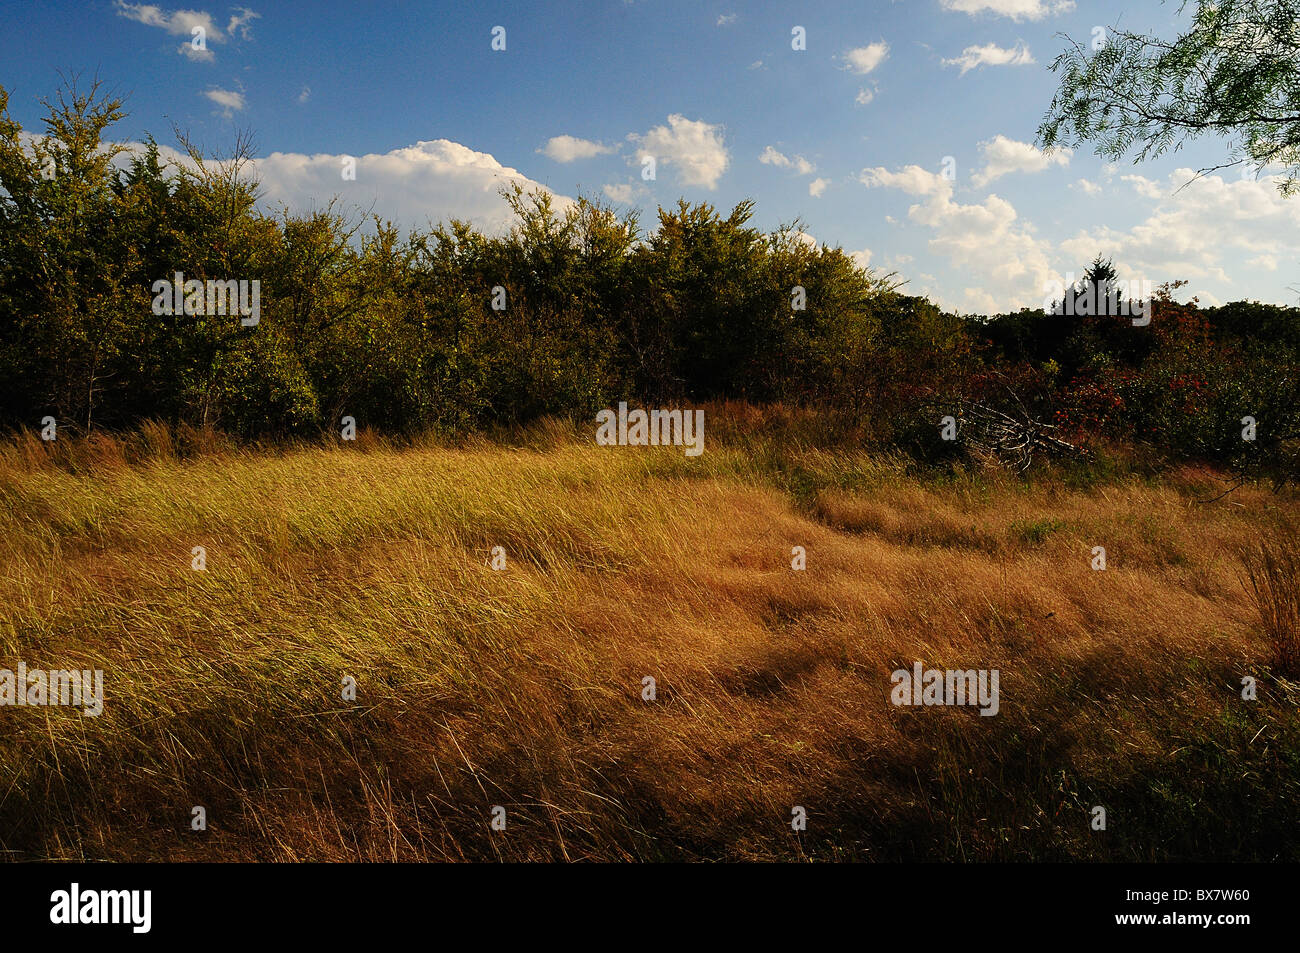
1075, 255, 1121, 317
1039, 0, 1300, 194
0, 76, 130, 431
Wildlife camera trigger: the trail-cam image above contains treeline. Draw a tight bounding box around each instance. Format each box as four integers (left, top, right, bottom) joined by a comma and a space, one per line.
1, 80, 1297, 480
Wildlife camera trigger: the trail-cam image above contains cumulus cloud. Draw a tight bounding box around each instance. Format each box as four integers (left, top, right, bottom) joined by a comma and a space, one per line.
939, 0, 1074, 20
180, 42, 214, 62
855, 86, 877, 106
1122, 174, 1165, 199
1058, 169, 1300, 290
858, 164, 953, 198
912, 191, 1057, 310
843, 42, 890, 75
759, 145, 814, 175
942, 42, 1035, 75
628, 114, 729, 189
859, 162, 1300, 311
716, 13, 737, 26
202, 87, 245, 116
602, 182, 648, 204
1072, 178, 1101, 195
847, 248, 873, 270
539, 135, 617, 162
111, 137, 574, 236
809, 177, 830, 197
251, 139, 575, 234
971, 135, 1070, 186
861, 161, 1056, 311
107, 131, 607, 234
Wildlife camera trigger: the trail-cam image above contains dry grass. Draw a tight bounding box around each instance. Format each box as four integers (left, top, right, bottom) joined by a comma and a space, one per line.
1241, 530, 1300, 675
0, 416, 1296, 861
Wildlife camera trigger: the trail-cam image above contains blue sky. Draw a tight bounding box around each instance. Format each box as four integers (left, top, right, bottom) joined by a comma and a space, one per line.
3, 0, 1297, 312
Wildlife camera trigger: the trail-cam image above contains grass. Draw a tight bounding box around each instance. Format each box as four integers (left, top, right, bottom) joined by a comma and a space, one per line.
0, 407, 1296, 861
1241, 530, 1300, 676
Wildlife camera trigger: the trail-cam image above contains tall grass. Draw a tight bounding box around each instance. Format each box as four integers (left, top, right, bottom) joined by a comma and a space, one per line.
1241, 529, 1300, 675
0, 413, 1296, 861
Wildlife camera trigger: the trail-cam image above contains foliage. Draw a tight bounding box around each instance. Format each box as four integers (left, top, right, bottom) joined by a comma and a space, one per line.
1, 77, 1297, 486
1039, 0, 1300, 194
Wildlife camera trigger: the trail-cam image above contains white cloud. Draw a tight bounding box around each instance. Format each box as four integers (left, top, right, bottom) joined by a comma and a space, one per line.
115, 2, 257, 58
1058, 169, 1300, 290
179, 41, 214, 62
202, 88, 245, 116
861, 162, 1057, 310
862, 159, 1300, 311
809, 177, 830, 197
915, 195, 1056, 310
855, 86, 876, 106
748, 60, 764, 70
843, 42, 890, 75
859, 164, 953, 198
602, 182, 647, 204
971, 135, 1070, 187
1072, 178, 1101, 195
115, 2, 219, 37
716, 13, 737, 26
847, 247, 873, 270
939, 0, 1075, 20
1121, 174, 1164, 199
628, 114, 729, 189
252, 139, 574, 234
226, 7, 259, 39
963, 288, 1001, 314
298, 86, 311, 104
759, 146, 814, 175
108, 135, 572, 236
539, 135, 617, 162
942, 42, 1035, 75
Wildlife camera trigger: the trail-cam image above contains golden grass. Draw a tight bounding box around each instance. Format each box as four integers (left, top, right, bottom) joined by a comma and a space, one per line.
0, 421, 1295, 861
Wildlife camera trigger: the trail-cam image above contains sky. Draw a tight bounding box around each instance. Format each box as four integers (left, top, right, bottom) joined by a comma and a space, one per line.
2, 0, 1297, 313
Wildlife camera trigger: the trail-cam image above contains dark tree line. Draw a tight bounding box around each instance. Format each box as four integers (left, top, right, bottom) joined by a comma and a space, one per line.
1, 79, 1297, 482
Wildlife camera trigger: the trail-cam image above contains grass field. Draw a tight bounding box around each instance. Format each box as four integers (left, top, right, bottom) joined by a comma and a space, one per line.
1, 406, 1296, 861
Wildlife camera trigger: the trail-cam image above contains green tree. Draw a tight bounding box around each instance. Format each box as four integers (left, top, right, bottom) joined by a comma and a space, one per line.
0, 77, 130, 431
1039, 0, 1300, 194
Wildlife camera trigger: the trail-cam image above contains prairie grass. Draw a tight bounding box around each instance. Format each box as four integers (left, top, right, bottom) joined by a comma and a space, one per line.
0, 410, 1296, 861
1241, 530, 1300, 675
